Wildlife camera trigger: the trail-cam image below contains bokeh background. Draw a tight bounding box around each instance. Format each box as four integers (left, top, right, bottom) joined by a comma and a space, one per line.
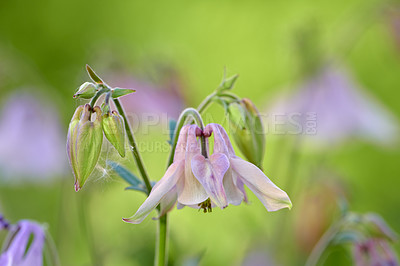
0, 0, 400, 265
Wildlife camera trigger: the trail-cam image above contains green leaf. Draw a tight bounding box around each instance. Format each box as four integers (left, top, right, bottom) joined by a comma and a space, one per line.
112, 88, 136, 98
86, 64, 104, 84
106, 160, 141, 186
125, 184, 148, 193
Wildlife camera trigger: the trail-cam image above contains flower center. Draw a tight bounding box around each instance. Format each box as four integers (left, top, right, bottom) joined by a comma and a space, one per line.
198, 198, 212, 213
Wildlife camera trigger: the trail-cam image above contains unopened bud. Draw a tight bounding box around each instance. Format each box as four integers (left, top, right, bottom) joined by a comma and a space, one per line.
73, 82, 97, 99
102, 111, 126, 157
227, 98, 265, 168
67, 104, 103, 191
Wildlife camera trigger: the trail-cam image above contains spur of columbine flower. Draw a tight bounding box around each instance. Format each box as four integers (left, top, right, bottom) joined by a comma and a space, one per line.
124, 123, 291, 224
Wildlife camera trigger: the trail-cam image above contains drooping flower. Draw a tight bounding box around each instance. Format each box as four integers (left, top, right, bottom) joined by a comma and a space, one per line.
0, 220, 46, 266
0, 93, 66, 183
203, 123, 292, 211
123, 124, 229, 224
124, 123, 291, 224
267, 64, 398, 147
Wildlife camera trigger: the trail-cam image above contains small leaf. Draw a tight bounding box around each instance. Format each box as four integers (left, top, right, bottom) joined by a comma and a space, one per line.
112, 88, 136, 98
106, 160, 141, 186
168, 119, 177, 145
86, 64, 104, 84
217, 74, 239, 92
125, 184, 148, 193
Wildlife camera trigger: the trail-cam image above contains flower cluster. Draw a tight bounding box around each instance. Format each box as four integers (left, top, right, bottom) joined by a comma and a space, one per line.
124, 123, 292, 224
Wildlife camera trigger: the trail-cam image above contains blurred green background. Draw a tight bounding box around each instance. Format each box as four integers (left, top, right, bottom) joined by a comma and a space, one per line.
0, 0, 400, 265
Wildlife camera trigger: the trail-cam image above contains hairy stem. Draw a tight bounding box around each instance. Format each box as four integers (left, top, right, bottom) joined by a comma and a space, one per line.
113, 98, 153, 194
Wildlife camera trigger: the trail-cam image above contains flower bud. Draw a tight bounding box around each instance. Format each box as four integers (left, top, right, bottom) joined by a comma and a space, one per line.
227, 98, 265, 168
73, 82, 97, 99
67, 104, 103, 191
102, 110, 126, 157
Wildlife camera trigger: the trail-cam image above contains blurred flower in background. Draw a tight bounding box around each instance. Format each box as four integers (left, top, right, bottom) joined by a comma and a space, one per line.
294, 172, 346, 254
110, 66, 185, 121
0, 92, 67, 183
266, 63, 399, 148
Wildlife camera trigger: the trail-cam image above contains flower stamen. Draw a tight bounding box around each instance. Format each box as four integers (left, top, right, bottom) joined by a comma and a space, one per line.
198, 198, 212, 213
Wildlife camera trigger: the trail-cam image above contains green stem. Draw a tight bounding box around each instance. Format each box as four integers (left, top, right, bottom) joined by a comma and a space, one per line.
197, 92, 217, 114
305, 220, 343, 266
155, 215, 168, 266
89, 86, 109, 108
113, 98, 153, 194
167, 107, 206, 166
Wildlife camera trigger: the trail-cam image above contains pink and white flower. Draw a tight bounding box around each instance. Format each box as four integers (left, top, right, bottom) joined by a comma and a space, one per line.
124, 123, 291, 224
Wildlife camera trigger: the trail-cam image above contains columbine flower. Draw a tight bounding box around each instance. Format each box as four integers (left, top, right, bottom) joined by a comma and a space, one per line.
124, 123, 291, 224
0, 93, 66, 182
203, 123, 292, 211
0, 220, 46, 266
267, 64, 398, 147
124, 124, 227, 224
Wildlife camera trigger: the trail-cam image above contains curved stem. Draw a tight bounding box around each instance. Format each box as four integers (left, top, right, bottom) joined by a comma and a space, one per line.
113, 98, 153, 194
306, 220, 343, 266
197, 92, 217, 114
89, 86, 109, 108
167, 107, 206, 166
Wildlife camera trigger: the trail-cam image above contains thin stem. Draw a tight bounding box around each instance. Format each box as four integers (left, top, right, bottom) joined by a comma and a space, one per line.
197, 92, 217, 114
167, 107, 206, 166
306, 221, 343, 266
155, 215, 168, 266
113, 98, 153, 194
89, 86, 109, 108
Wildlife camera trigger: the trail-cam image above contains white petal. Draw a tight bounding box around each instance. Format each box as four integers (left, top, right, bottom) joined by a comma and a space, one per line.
223, 168, 245, 206
230, 157, 292, 211
177, 125, 208, 205
191, 153, 229, 208
173, 125, 190, 162
123, 161, 184, 224
156, 188, 177, 219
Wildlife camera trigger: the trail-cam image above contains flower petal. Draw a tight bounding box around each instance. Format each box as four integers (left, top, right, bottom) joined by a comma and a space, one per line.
155, 187, 178, 219
177, 125, 208, 205
204, 123, 235, 156
230, 157, 292, 211
123, 161, 184, 224
191, 153, 229, 208
223, 168, 245, 205
173, 125, 190, 162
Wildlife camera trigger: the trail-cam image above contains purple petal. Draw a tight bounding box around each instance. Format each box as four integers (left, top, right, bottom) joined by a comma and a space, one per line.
204, 123, 235, 156
191, 153, 229, 208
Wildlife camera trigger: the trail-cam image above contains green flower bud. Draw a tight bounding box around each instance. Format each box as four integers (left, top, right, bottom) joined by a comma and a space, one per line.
227, 98, 265, 168
73, 82, 97, 99
67, 104, 103, 191
102, 110, 126, 157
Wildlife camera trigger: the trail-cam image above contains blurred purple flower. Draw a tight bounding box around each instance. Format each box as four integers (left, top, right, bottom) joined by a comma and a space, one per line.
267, 64, 398, 147
0, 93, 67, 182
0, 220, 45, 266
353, 239, 398, 266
